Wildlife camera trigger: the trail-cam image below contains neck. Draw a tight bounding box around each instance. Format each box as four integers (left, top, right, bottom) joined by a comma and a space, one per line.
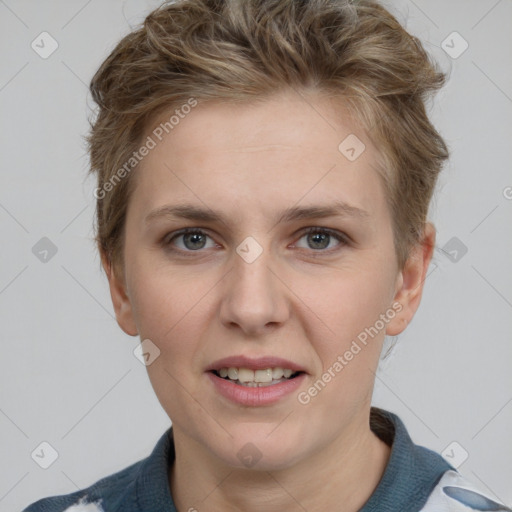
169, 412, 391, 512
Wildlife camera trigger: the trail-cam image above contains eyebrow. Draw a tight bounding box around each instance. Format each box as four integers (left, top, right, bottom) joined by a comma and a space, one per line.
145, 200, 370, 227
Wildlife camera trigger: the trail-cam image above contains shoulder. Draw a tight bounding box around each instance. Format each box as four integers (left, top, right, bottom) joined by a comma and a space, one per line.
365, 409, 510, 512
420, 469, 512, 512
22, 427, 175, 512
21, 458, 144, 512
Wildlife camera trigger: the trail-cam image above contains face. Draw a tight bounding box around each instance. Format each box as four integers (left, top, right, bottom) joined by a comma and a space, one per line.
105, 90, 433, 471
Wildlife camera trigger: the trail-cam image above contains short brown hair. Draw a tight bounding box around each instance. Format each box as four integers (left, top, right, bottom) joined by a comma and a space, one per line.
86, 0, 449, 280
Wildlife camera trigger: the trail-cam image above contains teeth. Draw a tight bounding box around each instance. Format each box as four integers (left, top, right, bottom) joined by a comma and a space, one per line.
272, 368, 284, 379
215, 366, 298, 385
227, 367, 238, 380
255, 369, 272, 383
238, 368, 254, 383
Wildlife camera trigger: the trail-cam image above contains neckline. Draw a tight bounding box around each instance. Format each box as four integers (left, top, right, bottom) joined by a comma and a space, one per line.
134, 407, 451, 511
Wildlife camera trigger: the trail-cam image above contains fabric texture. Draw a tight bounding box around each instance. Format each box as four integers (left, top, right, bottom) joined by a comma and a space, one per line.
420, 470, 512, 511
22, 408, 509, 512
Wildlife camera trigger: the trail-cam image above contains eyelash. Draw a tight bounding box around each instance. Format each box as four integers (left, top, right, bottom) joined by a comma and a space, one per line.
161, 227, 349, 257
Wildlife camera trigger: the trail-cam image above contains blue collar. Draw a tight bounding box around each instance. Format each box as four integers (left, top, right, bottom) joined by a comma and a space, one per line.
361, 408, 452, 510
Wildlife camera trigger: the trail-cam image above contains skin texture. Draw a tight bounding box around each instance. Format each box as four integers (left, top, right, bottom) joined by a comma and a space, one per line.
102, 90, 435, 512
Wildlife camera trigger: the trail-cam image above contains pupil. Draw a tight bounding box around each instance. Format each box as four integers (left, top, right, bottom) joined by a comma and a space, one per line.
309, 232, 329, 249
184, 233, 206, 250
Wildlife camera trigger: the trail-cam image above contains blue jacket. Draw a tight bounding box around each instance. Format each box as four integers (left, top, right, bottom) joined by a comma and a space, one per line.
23, 408, 510, 511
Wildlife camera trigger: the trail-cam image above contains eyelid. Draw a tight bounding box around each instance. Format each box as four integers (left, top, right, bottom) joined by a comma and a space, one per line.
162, 227, 218, 248
298, 226, 349, 243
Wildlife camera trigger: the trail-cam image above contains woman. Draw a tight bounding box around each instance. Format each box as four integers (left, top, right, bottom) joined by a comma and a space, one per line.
23, 0, 510, 510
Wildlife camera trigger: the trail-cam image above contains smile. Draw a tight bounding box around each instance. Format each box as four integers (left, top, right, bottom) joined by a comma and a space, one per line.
213, 367, 302, 387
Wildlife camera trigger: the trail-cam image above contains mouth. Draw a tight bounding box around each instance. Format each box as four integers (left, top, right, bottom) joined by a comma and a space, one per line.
210, 367, 304, 388
205, 356, 308, 405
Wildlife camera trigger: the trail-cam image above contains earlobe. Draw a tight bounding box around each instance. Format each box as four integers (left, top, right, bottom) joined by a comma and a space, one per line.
101, 252, 139, 337
385, 223, 436, 336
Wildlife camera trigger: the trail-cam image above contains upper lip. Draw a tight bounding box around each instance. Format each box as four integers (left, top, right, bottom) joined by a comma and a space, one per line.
206, 355, 307, 373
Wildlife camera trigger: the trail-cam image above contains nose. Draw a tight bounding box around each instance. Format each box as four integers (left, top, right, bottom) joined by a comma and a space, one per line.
218, 244, 289, 337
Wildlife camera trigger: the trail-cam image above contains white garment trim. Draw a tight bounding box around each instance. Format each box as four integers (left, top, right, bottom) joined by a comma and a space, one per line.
62, 496, 105, 512
420, 470, 511, 511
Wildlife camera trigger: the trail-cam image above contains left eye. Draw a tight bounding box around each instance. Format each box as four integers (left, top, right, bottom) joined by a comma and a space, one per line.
295, 228, 347, 251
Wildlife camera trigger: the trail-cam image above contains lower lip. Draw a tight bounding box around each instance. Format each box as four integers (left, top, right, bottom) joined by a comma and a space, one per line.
207, 371, 306, 406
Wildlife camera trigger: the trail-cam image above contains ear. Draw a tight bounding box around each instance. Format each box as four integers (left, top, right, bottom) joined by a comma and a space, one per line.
385, 222, 436, 336
101, 250, 138, 336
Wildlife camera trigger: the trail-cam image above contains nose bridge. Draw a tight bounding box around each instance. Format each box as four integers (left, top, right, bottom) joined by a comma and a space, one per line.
234, 243, 273, 295
219, 238, 287, 333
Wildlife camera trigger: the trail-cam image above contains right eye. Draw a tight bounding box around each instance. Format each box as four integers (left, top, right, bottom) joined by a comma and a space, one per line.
162, 228, 218, 254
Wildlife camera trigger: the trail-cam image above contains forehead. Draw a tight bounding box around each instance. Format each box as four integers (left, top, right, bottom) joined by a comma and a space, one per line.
130, 91, 387, 222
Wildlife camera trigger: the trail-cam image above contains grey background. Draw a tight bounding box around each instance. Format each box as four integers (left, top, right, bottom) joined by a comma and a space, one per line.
1, 0, 511, 510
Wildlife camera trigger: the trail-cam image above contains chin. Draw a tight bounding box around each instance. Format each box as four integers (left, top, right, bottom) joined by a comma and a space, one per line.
216, 428, 306, 472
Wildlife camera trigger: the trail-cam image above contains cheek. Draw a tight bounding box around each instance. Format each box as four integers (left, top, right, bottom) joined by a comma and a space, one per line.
126, 259, 212, 353
126, 264, 216, 414
295, 263, 395, 342
290, 262, 397, 404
